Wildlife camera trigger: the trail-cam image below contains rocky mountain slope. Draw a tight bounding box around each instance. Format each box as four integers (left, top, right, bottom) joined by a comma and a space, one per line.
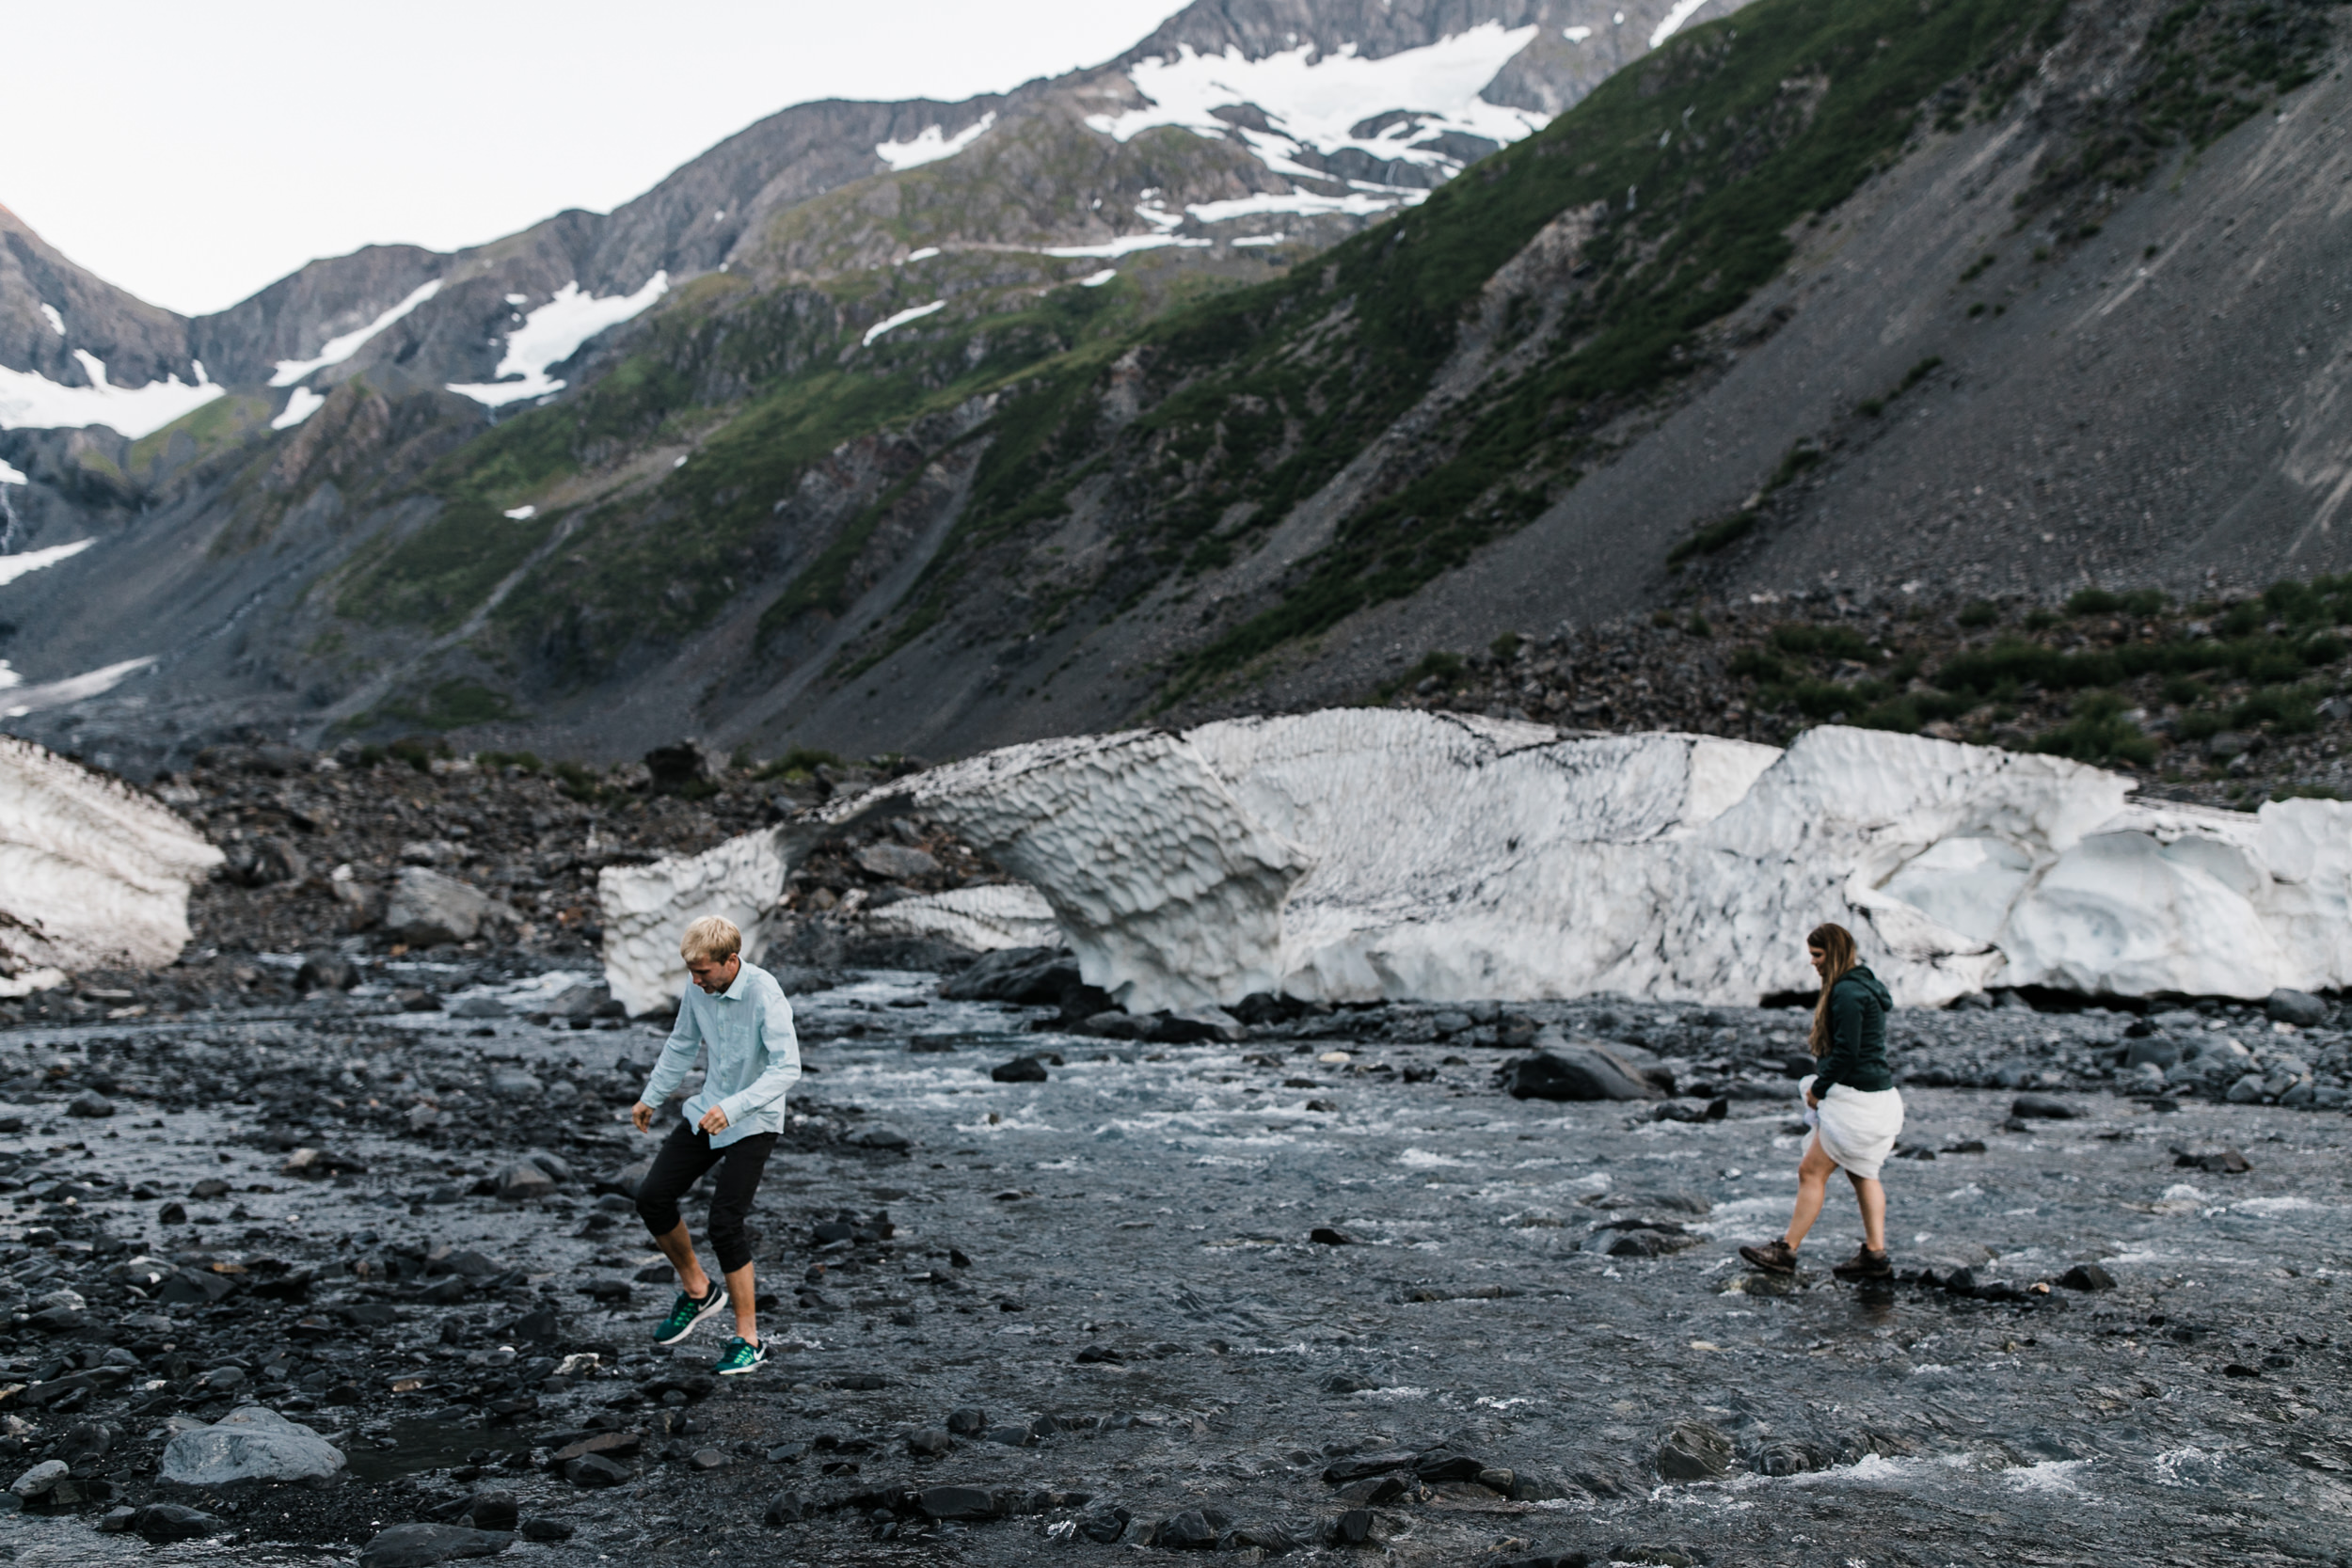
1, 0, 2344, 775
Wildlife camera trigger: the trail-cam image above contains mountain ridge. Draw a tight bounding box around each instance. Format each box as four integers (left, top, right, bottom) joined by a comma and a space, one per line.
1, 0, 2345, 779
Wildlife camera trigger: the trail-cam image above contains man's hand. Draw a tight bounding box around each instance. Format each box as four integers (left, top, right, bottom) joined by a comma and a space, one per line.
630, 1101, 655, 1133
698, 1103, 731, 1135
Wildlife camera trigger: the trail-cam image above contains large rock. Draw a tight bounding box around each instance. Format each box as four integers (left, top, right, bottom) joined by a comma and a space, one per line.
129, 1502, 222, 1543
384, 868, 501, 947
357, 1523, 514, 1567
0, 736, 222, 978
1657, 1421, 1733, 1480
158, 1406, 345, 1485
855, 842, 941, 880
939, 945, 1082, 1004
1508, 1044, 1665, 1101
2267, 988, 2328, 1027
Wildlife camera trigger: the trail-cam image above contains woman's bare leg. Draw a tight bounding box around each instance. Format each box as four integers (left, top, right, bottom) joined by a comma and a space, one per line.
1848, 1171, 1886, 1251
1784, 1137, 1837, 1248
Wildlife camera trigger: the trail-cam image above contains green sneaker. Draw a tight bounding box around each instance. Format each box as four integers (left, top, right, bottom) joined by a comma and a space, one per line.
714, 1336, 769, 1376
654, 1283, 727, 1346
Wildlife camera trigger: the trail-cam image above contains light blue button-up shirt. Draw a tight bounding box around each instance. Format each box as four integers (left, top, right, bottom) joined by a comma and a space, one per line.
640, 959, 802, 1148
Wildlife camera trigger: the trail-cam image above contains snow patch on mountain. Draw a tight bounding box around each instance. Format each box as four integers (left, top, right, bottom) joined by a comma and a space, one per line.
2, 656, 156, 719
0, 539, 95, 587
876, 111, 997, 171
0, 460, 26, 485
38, 305, 63, 337
1187, 189, 1429, 224
1090, 25, 1546, 182
270, 387, 326, 430
268, 279, 442, 388
0, 352, 222, 439
447, 273, 669, 409
1042, 235, 1213, 260
0, 736, 221, 982
863, 300, 946, 347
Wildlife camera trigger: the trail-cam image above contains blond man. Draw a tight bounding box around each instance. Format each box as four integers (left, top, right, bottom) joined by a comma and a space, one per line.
628, 915, 801, 1374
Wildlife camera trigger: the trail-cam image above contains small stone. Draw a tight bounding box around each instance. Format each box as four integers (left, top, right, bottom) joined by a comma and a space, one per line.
493, 1162, 557, 1201
518, 1518, 574, 1542
562, 1453, 631, 1487
1153, 1507, 1221, 1547
2058, 1263, 2116, 1291
159, 1406, 345, 1485
9, 1460, 66, 1497
1656, 1421, 1733, 1481
1310, 1227, 1353, 1245
1220, 1518, 1300, 1553
97, 1505, 137, 1532
294, 952, 357, 992
907, 1427, 952, 1456
991, 1056, 1049, 1084
946, 1407, 987, 1434
763, 1491, 815, 1525
1508, 1043, 1664, 1102
66, 1091, 114, 1118
2010, 1093, 2077, 1120
1326, 1508, 1384, 1546
466, 1490, 518, 1531
550, 1432, 641, 1463
689, 1447, 728, 1470
2266, 988, 2328, 1027
451, 997, 510, 1020
130, 1502, 221, 1544
850, 1126, 911, 1150
357, 1522, 514, 1568
2175, 1147, 2252, 1174
917, 1484, 1001, 1520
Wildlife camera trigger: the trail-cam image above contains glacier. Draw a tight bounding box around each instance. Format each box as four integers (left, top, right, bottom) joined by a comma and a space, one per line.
0, 737, 222, 992
599, 711, 2352, 1017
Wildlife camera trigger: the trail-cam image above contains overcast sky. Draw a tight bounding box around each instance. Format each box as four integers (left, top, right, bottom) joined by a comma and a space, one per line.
3, 0, 1185, 317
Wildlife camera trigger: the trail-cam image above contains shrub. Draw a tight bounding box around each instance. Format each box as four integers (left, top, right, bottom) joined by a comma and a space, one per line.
1956, 600, 1999, 629
2032, 693, 2155, 767
1770, 624, 1879, 661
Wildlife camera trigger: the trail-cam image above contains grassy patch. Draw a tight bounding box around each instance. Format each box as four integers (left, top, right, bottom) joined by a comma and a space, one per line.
373, 679, 521, 732
339, 503, 560, 632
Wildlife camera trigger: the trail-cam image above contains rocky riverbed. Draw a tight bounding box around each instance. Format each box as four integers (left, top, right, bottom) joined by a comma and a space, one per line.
0, 972, 2343, 1566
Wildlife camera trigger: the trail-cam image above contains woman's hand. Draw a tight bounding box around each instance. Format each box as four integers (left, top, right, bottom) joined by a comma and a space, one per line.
1804, 1089, 1820, 1109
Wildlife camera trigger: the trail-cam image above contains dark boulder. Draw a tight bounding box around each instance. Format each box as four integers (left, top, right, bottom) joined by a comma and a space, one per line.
940, 947, 1082, 1005
1508, 1045, 1665, 1101
1656, 1421, 1733, 1481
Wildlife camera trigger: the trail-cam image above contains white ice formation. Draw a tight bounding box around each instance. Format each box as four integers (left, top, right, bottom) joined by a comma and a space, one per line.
865, 882, 1066, 955
599, 711, 2352, 1015
600, 830, 790, 1016
447, 273, 669, 408
0, 737, 222, 992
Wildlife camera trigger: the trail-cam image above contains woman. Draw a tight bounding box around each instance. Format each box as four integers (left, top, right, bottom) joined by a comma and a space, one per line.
1740, 923, 1902, 1279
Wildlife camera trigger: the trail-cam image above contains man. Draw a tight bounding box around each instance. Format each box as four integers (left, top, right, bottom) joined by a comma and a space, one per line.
629, 915, 800, 1375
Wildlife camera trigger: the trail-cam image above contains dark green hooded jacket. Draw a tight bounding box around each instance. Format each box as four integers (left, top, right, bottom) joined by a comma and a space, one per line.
1812, 964, 1895, 1095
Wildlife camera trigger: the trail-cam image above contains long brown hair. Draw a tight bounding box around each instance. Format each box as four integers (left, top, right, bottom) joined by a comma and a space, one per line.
1806, 922, 1859, 1055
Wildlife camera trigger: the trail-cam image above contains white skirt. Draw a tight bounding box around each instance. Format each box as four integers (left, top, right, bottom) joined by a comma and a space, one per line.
1798, 1073, 1905, 1180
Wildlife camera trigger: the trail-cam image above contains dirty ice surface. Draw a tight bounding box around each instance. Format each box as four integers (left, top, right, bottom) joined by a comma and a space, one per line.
0, 970, 2344, 1564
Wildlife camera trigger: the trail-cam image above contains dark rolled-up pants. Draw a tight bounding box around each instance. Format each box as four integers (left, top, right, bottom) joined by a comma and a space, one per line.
635, 1120, 779, 1275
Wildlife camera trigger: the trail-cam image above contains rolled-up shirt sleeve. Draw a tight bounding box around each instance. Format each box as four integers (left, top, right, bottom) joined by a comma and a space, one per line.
717, 977, 801, 1127
641, 995, 705, 1109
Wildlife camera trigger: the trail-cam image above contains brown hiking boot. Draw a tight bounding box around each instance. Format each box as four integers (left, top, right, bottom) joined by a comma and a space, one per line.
1739, 1239, 1798, 1275
1833, 1245, 1892, 1280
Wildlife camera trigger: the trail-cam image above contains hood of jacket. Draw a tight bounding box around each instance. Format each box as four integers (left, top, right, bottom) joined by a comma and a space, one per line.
1836, 964, 1894, 1011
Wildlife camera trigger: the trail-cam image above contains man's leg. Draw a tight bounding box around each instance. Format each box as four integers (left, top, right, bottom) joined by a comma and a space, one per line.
706, 1132, 780, 1343
636, 1121, 723, 1294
